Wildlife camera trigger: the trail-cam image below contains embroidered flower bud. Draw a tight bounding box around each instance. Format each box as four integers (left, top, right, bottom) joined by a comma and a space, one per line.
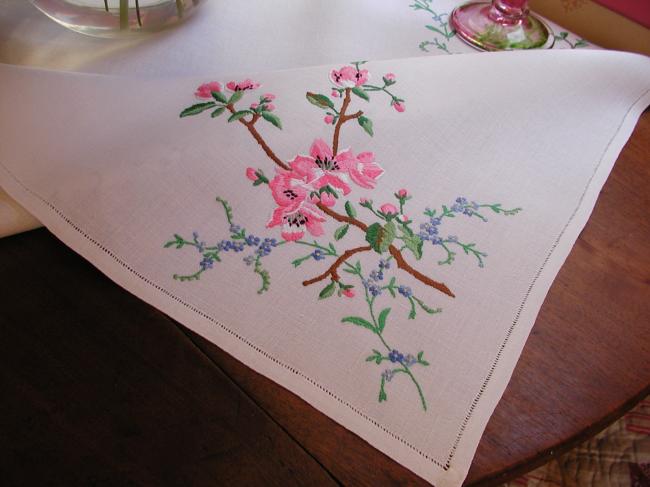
384, 73, 396, 82
262, 93, 276, 101
398, 214, 409, 223
324, 114, 334, 125
359, 197, 372, 206
397, 189, 408, 198
380, 203, 398, 215
195, 81, 222, 99
392, 100, 405, 113
342, 288, 355, 298
250, 102, 259, 110
331, 89, 340, 98
266, 103, 276, 112
245, 168, 257, 181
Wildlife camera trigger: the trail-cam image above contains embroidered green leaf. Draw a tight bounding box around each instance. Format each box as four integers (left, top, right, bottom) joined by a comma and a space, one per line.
228, 91, 244, 104
399, 229, 423, 260
351, 86, 369, 101
319, 281, 336, 300
306, 92, 334, 109
366, 349, 383, 365
379, 377, 387, 402
377, 308, 390, 334
215, 197, 234, 224
417, 351, 430, 366
261, 111, 282, 129
180, 102, 216, 117
344, 201, 357, 218
365, 221, 396, 254
254, 260, 271, 294
228, 111, 250, 123
211, 106, 226, 118
334, 224, 349, 241
358, 116, 374, 137
341, 316, 376, 333
211, 91, 228, 103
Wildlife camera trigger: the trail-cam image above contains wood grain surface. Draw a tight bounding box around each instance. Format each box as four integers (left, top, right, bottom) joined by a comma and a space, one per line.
0, 111, 648, 486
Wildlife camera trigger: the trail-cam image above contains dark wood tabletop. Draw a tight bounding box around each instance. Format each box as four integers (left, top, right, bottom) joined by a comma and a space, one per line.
1, 111, 648, 487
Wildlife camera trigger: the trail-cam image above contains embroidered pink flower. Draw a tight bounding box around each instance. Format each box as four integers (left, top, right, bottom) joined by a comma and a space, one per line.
262, 93, 276, 101
331, 89, 341, 98
397, 189, 408, 198
380, 203, 398, 215
392, 100, 405, 113
289, 139, 355, 195
245, 168, 257, 181
347, 152, 384, 190
324, 114, 334, 125
330, 66, 370, 87
267, 171, 326, 241
195, 81, 222, 99
226, 79, 260, 92
342, 288, 355, 298
384, 73, 396, 82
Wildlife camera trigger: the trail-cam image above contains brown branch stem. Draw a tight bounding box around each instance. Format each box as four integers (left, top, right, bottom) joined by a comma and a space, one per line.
303, 246, 372, 286
389, 246, 455, 297
332, 88, 363, 155
226, 104, 290, 171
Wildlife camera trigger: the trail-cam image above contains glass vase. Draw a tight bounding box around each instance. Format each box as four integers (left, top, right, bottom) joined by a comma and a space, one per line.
30, 0, 201, 38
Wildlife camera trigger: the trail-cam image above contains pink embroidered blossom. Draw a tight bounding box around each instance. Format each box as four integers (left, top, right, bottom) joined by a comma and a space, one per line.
289, 139, 356, 195
384, 73, 396, 82
267, 171, 326, 241
266, 103, 276, 112
226, 79, 261, 92
397, 189, 408, 198
245, 168, 258, 181
311, 192, 336, 207
392, 101, 405, 113
380, 203, 398, 215
262, 93, 276, 101
347, 152, 384, 190
331, 89, 341, 98
342, 288, 355, 298
330, 66, 370, 88
195, 81, 222, 99
360, 197, 372, 205
324, 114, 334, 125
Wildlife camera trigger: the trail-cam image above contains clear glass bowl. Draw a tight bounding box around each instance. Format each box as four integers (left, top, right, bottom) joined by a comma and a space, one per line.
30, 0, 201, 38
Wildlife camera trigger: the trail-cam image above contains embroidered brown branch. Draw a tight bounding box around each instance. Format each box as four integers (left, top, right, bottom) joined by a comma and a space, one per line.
302, 246, 372, 286
230, 90, 455, 298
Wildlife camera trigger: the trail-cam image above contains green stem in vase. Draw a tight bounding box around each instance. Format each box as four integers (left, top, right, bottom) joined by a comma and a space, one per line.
119, 0, 129, 30
135, 0, 142, 27
176, 0, 184, 18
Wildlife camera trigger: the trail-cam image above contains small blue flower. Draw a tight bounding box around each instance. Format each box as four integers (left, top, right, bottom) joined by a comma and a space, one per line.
232, 242, 245, 252
368, 284, 382, 297
382, 369, 394, 382
430, 217, 442, 226
471, 201, 479, 210
418, 231, 430, 241
451, 203, 463, 213
243, 255, 255, 266
245, 235, 261, 246
463, 208, 474, 216
388, 349, 400, 363
229, 224, 242, 234
398, 285, 412, 298
378, 259, 391, 270
430, 236, 442, 245
455, 197, 468, 205
404, 354, 417, 367
219, 240, 232, 251
312, 249, 325, 261
447, 235, 458, 242
369, 270, 384, 282
192, 231, 199, 240
196, 241, 206, 253
200, 256, 214, 270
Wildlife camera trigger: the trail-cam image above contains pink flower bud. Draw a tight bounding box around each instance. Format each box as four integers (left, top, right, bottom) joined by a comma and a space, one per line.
331, 89, 341, 98
359, 197, 372, 205
245, 168, 258, 181
384, 73, 396, 82
250, 103, 259, 110
393, 101, 405, 113
195, 81, 222, 99
324, 114, 335, 125
397, 188, 408, 198
342, 288, 355, 298
380, 203, 398, 215
398, 214, 409, 222
266, 103, 276, 111
262, 93, 276, 101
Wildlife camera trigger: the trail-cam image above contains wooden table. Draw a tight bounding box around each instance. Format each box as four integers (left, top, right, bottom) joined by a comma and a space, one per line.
1, 111, 648, 486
